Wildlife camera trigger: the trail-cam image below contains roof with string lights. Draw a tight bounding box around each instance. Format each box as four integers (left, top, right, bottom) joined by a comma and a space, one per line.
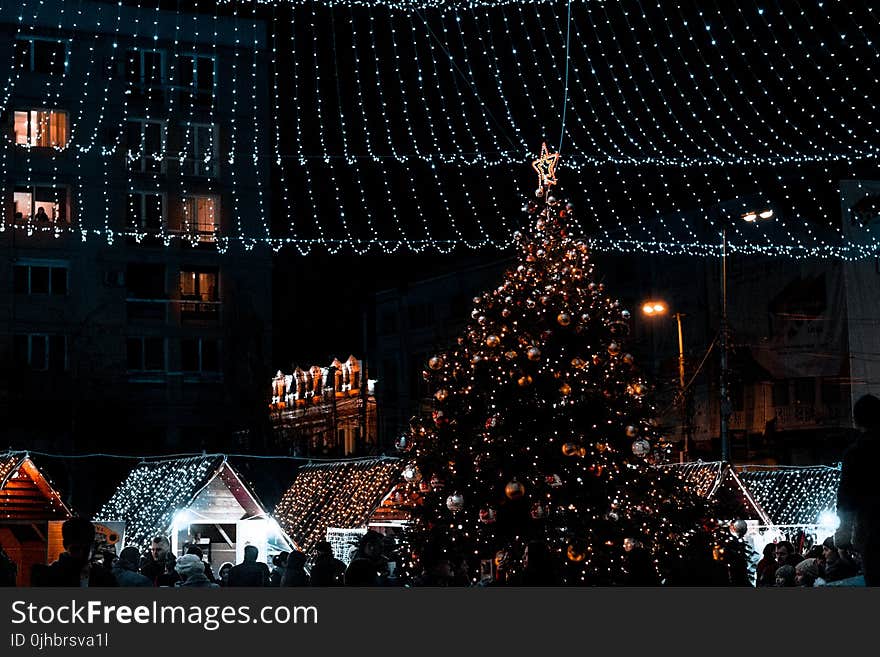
274, 458, 405, 552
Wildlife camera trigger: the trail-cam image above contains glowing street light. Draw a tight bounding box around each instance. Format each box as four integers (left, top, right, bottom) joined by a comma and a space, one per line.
642, 301, 666, 316
641, 300, 689, 462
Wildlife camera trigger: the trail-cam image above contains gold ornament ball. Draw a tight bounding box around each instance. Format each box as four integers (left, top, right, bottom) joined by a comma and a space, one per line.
557, 312, 571, 327
566, 544, 587, 562
607, 342, 621, 356
505, 479, 525, 500
434, 389, 449, 402
428, 356, 444, 371
571, 357, 585, 369
517, 375, 533, 388
486, 335, 501, 348
527, 347, 541, 361
559, 383, 572, 396
625, 425, 639, 438
561, 442, 579, 457
504, 350, 518, 360
623, 353, 634, 365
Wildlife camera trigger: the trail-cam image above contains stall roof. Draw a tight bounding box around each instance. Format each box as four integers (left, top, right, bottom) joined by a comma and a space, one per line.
93, 455, 270, 550
664, 461, 842, 527
0, 453, 72, 522
275, 458, 404, 552
737, 465, 841, 526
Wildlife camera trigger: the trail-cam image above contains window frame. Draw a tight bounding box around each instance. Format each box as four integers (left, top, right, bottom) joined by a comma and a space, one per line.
13, 108, 69, 149
15, 36, 68, 76
127, 191, 165, 233
182, 122, 219, 178
126, 336, 167, 373
12, 184, 70, 225
179, 266, 219, 302
126, 48, 166, 87
180, 337, 221, 374
181, 194, 219, 242
177, 52, 216, 93
13, 259, 69, 296
15, 333, 67, 371
126, 118, 166, 174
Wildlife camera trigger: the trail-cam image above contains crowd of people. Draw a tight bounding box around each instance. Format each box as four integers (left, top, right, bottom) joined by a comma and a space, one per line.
755, 537, 863, 587
2, 391, 877, 588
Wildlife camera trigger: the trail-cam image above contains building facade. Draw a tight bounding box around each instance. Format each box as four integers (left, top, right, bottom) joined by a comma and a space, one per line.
0, 0, 273, 452
269, 356, 378, 457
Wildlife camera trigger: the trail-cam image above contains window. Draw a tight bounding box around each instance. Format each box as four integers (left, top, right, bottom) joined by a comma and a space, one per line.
183, 124, 218, 177
14, 262, 68, 295
126, 337, 165, 371
15, 38, 67, 75
13, 185, 68, 224
126, 120, 164, 173
125, 49, 164, 86
182, 196, 218, 241
772, 380, 790, 407
181, 338, 220, 373
178, 54, 215, 93
793, 378, 816, 405
14, 334, 67, 371
14, 110, 68, 148
127, 192, 164, 232
179, 267, 218, 302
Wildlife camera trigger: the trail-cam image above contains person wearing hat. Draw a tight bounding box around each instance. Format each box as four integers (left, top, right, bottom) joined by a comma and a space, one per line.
836, 393, 880, 586
795, 558, 820, 587
114, 547, 152, 587
819, 536, 859, 583
174, 554, 219, 588
774, 564, 796, 587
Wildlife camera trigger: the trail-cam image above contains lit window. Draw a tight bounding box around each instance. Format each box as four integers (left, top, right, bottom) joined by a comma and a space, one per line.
14, 262, 68, 295
179, 267, 218, 302
184, 124, 218, 177
13, 185, 68, 224
126, 337, 166, 372
127, 192, 164, 232
13, 110, 68, 148
15, 38, 67, 75
183, 195, 218, 241
126, 120, 164, 173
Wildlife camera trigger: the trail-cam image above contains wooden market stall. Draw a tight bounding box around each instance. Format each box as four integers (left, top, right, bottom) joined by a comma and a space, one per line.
274, 457, 408, 562
0, 452, 72, 586
94, 455, 292, 569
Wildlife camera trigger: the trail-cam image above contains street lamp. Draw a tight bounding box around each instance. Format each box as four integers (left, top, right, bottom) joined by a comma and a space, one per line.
719, 207, 774, 463
641, 300, 689, 462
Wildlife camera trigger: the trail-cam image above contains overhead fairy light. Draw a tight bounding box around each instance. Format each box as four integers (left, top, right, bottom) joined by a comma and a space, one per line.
3, 1, 879, 256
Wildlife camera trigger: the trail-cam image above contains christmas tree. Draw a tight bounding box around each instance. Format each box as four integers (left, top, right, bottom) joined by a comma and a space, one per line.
399, 145, 747, 586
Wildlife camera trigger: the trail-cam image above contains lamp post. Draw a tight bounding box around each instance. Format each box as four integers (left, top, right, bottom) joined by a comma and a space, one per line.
642, 301, 689, 462
719, 208, 775, 463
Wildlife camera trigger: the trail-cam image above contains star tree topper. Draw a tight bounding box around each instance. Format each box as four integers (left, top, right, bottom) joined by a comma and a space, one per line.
531, 142, 560, 189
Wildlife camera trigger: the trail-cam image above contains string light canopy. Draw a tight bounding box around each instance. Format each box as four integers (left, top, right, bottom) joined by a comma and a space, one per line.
274, 458, 404, 553
667, 461, 842, 528
93, 455, 283, 551
2, 1, 878, 256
